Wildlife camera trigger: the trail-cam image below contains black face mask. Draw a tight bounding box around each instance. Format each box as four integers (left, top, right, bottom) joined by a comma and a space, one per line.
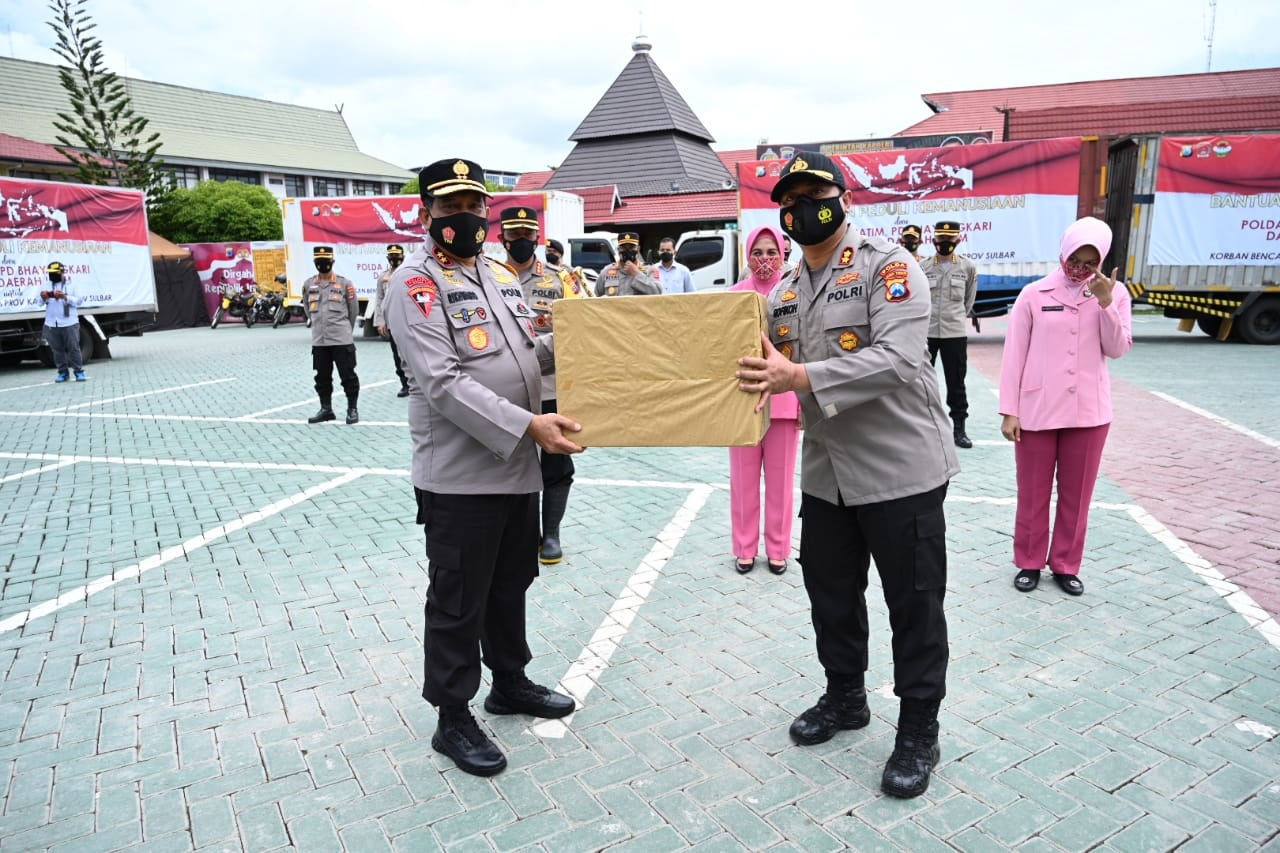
430, 212, 488, 258
48, 272, 64, 284
315, 260, 333, 274
388, 256, 403, 268
545, 252, 561, 266
935, 241, 957, 256
505, 238, 536, 264
659, 251, 674, 264
620, 249, 639, 263
901, 239, 920, 252
780, 194, 846, 246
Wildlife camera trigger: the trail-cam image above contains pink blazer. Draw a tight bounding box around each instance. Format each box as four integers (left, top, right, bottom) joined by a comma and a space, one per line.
998, 275, 1132, 431
730, 278, 799, 421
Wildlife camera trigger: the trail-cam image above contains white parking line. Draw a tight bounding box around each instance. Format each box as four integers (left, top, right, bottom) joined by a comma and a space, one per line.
39, 378, 238, 413
0, 451, 408, 478
0, 470, 365, 636
0, 381, 57, 394
532, 484, 715, 739
1150, 391, 1280, 451
0, 458, 78, 484
237, 379, 396, 420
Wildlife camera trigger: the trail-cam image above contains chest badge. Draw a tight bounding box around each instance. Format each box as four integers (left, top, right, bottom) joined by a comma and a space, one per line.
779, 343, 794, 360
839, 331, 859, 351
467, 326, 489, 350
836, 271, 860, 285
1082, 289, 1093, 298
780, 289, 797, 302
776, 324, 791, 337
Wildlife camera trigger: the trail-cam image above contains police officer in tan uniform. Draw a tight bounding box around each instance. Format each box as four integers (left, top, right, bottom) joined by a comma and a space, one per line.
920, 221, 978, 448
898, 224, 923, 261
304, 246, 361, 424
383, 158, 584, 777
500, 207, 587, 565
736, 151, 960, 799
373, 243, 410, 397
595, 232, 661, 296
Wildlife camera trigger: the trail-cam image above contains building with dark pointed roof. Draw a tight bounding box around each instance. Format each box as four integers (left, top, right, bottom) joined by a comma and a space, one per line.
545, 36, 735, 199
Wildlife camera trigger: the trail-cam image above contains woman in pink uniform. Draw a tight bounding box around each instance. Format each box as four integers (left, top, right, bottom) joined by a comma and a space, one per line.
729, 224, 801, 575
999, 216, 1133, 596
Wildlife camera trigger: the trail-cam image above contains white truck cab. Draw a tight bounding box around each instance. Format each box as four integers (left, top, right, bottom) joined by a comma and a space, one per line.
567, 232, 619, 274
675, 230, 739, 290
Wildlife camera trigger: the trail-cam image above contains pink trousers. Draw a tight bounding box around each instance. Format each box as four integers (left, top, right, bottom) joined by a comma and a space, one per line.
1013, 423, 1110, 575
729, 419, 800, 562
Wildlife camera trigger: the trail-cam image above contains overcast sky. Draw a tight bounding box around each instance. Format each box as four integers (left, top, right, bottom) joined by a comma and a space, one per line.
3, 0, 1278, 175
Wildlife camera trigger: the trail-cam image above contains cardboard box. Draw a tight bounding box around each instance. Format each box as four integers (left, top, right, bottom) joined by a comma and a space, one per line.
554, 291, 770, 447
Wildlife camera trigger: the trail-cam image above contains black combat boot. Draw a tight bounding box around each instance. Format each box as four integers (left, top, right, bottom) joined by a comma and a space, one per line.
789, 676, 871, 745
953, 419, 973, 449
308, 400, 335, 423
345, 397, 359, 425
397, 381, 410, 398
431, 705, 506, 776
538, 483, 571, 564
484, 670, 575, 719
881, 698, 942, 798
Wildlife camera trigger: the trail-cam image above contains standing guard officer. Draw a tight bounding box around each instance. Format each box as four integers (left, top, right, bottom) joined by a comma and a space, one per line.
735, 151, 960, 799
373, 244, 410, 397
595, 232, 660, 296
304, 246, 361, 424
899, 224, 924, 261
500, 207, 587, 565
383, 158, 584, 777
920, 221, 978, 448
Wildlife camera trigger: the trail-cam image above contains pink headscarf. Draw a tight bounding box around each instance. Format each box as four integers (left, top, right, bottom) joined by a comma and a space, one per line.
733, 224, 787, 294
1056, 216, 1113, 287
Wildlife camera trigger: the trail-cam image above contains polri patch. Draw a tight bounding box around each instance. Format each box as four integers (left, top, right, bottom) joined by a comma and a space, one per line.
406, 276, 438, 319
880, 261, 911, 302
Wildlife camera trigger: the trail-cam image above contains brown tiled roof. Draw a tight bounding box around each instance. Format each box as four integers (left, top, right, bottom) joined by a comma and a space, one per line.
1007, 96, 1280, 140
897, 67, 1280, 141
604, 191, 737, 226
0, 131, 72, 164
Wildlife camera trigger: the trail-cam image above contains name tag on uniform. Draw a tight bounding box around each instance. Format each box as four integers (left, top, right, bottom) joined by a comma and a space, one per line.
1041, 305, 1065, 312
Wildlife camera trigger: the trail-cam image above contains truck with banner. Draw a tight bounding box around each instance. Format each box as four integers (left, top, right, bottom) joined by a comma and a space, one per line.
279, 190, 585, 335
737, 133, 1280, 344
0, 176, 157, 365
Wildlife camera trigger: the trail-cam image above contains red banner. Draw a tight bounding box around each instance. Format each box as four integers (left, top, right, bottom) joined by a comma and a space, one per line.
182, 242, 257, 321
0, 177, 149, 245
1155, 135, 1280, 195
297, 193, 551, 245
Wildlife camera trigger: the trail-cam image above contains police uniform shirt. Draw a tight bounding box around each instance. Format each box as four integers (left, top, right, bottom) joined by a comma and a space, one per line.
519, 259, 585, 402
596, 260, 661, 296
919, 253, 977, 339
383, 238, 554, 495
372, 265, 396, 328
767, 229, 961, 506
305, 274, 359, 346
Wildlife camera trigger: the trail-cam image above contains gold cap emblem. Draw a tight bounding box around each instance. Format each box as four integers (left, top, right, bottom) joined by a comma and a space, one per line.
453, 160, 470, 178
790, 157, 809, 174
518, 209, 527, 218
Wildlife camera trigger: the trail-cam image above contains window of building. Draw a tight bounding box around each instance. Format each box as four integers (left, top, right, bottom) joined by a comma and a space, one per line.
352, 180, 381, 196
208, 167, 260, 185
312, 177, 345, 197
284, 174, 307, 197
163, 165, 201, 189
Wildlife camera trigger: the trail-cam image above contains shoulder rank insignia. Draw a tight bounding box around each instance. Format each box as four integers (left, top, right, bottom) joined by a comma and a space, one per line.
838, 246, 855, 266
433, 247, 455, 267
534, 260, 543, 275
880, 261, 911, 303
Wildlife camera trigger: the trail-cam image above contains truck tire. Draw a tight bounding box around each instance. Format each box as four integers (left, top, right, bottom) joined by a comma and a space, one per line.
1196, 316, 1222, 338
1238, 297, 1280, 346
79, 323, 96, 361
211, 306, 224, 329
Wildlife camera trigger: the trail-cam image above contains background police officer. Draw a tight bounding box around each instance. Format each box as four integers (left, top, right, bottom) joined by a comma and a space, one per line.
920, 221, 978, 448
383, 158, 583, 777
499, 207, 586, 565
899, 224, 924, 261
373, 243, 409, 397
735, 151, 960, 799
304, 246, 360, 424
595, 232, 660, 296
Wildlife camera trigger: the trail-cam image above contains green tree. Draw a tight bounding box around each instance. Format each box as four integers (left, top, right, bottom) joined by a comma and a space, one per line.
47, 0, 170, 203
149, 180, 283, 244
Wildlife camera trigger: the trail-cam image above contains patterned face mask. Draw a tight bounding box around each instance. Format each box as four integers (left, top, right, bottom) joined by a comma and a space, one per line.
749, 255, 782, 280
1062, 260, 1096, 283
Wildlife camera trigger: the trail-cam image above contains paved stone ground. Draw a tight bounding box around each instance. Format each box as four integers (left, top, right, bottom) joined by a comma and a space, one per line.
0, 316, 1277, 852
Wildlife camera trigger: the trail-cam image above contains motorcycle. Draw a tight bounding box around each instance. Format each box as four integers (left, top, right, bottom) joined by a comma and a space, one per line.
210, 284, 257, 328
253, 289, 284, 327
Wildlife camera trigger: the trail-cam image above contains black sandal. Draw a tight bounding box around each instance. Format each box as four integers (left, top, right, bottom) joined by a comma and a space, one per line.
1014, 570, 1040, 592
735, 559, 754, 574
767, 560, 788, 575
1052, 573, 1084, 596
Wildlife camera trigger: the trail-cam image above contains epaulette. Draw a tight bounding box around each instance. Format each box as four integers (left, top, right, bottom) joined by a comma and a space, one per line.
485, 255, 518, 277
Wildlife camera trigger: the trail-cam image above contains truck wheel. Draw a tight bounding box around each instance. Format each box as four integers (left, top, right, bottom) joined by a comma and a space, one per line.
1238, 297, 1280, 345
1196, 316, 1222, 338
211, 307, 224, 329
79, 323, 97, 361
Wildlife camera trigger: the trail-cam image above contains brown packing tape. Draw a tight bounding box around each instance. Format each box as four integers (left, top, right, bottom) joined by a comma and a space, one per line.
554, 291, 770, 447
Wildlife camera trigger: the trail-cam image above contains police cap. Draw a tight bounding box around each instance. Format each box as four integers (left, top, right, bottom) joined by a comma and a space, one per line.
546, 238, 565, 255
770, 151, 847, 203
418, 158, 492, 199
313, 246, 335, 259
499, 207, 540, 232
901, 225, 922, 240
617, 232, 641, 247
46, 260, 65, 274
386, 244, 405, 256
934, 221, 962, 238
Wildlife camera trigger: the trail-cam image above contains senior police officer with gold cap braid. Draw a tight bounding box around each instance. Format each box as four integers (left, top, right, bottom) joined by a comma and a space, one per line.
383, 158, 584, 778
735, 151, 960, 800
304, 246, 361, 424
499, 206, 587, 565
373, 243, 410, 397
919, 221, 978, 448
595, 232, 661, 296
